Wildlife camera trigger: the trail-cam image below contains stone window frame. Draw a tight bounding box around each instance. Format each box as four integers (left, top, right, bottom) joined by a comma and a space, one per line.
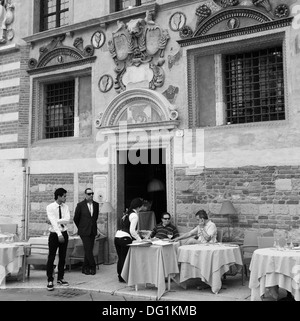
186, 29, 289, 130
31, 67, 91, 144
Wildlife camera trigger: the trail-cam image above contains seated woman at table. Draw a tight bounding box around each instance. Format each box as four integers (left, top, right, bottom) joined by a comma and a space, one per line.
173, 210, 217, 245
114, 197, 145, 283
150, 212, 179, 240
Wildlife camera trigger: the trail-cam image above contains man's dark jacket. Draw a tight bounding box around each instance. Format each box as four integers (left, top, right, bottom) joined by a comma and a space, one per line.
74, 200, 99, 236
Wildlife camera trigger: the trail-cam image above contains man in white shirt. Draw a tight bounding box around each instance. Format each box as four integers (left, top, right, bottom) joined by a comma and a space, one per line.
46, 188, 70, 291
173, 210, 217, 244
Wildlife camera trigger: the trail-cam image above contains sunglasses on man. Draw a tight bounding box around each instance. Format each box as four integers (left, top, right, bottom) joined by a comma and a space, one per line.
86, 192, 94, 196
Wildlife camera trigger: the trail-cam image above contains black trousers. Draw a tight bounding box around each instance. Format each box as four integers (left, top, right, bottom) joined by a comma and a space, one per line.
81, 235, 96, 270
114, 236, 132, 277
46, 231, 68, 282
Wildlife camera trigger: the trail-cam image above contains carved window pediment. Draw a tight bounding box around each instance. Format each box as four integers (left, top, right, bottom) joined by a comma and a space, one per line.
27, 35, 96, 74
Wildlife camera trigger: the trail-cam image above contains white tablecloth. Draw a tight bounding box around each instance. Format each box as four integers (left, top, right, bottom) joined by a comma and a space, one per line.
249, 248, 300, 301
0, 243, 28, 286
177, 243, 243, 294
0, 233, 15, 243
121, 242, 179, 299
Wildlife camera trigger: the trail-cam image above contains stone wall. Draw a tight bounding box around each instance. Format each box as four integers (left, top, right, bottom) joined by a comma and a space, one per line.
175, 165, 300, 241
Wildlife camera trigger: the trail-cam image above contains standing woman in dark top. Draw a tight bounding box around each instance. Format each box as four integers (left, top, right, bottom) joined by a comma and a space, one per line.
114, 197, 144, 283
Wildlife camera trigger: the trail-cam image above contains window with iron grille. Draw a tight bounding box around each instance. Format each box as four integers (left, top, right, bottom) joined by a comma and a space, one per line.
225, 46, 285, 124
45, 80, 74, 139
40, 0, 69, 31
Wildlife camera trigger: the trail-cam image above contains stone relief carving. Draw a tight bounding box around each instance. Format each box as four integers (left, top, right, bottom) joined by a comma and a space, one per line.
108, 11, 170, 92
0, 0, 15, 44
163, 85, 179, 104
175, 0, 292, 42
28, 35, 95, 71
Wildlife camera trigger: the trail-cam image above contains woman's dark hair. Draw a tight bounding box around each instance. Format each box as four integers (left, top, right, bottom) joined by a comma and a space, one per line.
195, 209, 208, 220
127, 198, 144, 213
54, 188, 67, 200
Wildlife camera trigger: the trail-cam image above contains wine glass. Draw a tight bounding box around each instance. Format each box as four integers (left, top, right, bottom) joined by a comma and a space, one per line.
167, 232, 173, 240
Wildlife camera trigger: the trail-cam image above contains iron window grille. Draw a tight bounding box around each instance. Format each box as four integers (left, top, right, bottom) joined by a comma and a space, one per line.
40, 0, 69, 31
45, 80, 75, 139
225, 46, 285, 124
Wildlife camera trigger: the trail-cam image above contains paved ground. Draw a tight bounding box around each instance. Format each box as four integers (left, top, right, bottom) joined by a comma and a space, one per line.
0, 262, 289, 302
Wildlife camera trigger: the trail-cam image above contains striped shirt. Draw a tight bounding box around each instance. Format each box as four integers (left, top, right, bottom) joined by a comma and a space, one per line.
150, 222, 179, 239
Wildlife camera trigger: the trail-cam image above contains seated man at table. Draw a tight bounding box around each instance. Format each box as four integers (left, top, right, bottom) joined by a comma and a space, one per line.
173, 210, 217, 245
150, 212, 179, 240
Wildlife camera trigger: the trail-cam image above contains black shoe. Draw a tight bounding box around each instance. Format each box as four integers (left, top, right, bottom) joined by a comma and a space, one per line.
57, 279, 69, 286
118, 276, 126, 283
90, 268, 96, 275
82, 267, 90, 275
47, 281, 54, 291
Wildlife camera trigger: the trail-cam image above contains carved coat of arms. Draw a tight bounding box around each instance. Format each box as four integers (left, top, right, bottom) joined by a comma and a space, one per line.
108, 11, 170, 92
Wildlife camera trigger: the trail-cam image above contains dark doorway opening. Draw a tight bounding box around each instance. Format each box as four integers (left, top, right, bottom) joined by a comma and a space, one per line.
122, 148, 167, 224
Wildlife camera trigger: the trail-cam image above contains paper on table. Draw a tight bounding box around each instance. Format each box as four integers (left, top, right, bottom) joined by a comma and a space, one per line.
128, 241, 152, 247
152, 240, 172, 246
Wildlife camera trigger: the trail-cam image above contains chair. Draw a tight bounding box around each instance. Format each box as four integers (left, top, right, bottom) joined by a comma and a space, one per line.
257, 236, 274, 249
68, 237, 101, 271
0, 223, 18, 234
25, 243, 49, 279
216, 229, 223, 243
241, 230, 260, 278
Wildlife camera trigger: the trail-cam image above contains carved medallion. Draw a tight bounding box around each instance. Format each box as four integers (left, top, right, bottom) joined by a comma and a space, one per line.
227, 17, 240, 29
98, 74, 114, 93
91, 30, 106, 49
169, 12, 186, 31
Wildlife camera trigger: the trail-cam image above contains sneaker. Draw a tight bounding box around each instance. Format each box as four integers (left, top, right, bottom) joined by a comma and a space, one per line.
57, 279, 69, 286
47, 281, 54, 291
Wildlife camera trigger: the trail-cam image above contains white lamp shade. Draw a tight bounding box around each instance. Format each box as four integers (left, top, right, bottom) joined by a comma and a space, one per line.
100, 201, 114, 213
219, 200, 237, 215
147, 179, 165, 192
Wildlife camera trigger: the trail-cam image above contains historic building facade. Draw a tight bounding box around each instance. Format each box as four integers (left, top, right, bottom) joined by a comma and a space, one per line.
1, 0, 300, 260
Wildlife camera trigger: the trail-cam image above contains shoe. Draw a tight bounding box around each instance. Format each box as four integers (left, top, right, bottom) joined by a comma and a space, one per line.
118, 276, 126, 283
90, 268, 96, 275
82, 268, 90, 275
47, 281, 54, 291
57, 279, 69, 286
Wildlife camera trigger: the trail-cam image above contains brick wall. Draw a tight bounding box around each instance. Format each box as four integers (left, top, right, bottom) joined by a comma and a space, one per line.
29, 174, 74, 236
175, 166, 300, 240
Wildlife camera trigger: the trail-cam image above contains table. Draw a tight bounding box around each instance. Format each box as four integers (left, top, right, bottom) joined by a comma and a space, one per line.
138, 211, 156, 230
0, 242, 28, 286
249, 248, 300, 301
0, 233, 16, 243
121, 241, 179, 299
177, 243, 243, 294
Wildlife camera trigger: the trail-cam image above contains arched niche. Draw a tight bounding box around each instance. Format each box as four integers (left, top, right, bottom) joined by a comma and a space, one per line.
99, 88, 178, 129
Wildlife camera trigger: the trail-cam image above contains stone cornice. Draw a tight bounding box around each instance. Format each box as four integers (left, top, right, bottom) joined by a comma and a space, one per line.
178, 17, 293, 47
22, 3, 158, 46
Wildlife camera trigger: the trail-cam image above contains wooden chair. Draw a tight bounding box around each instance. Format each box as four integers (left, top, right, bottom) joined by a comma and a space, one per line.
25, 243, 50, 279
257, 236, 275, 249
240, 230, 260, 278
217, 229, 223, 243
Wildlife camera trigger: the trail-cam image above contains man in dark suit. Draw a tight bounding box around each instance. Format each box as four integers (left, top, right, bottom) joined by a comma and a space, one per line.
74, 188, 99, 275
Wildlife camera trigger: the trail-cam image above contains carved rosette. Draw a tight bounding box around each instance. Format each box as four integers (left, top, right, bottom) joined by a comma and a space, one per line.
108, 11, 170, 92
274, 4, 289, 18
179, 26, 193, 39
